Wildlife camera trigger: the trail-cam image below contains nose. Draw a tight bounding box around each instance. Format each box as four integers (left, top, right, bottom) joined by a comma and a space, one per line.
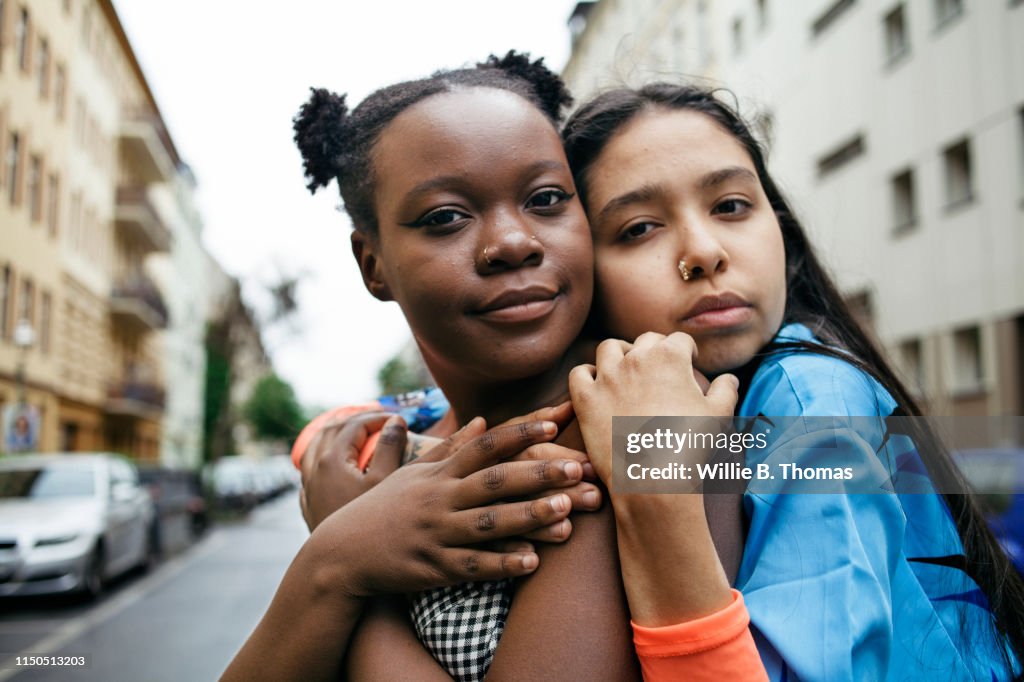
476, 211, 544, 273
680, 220, 728, 280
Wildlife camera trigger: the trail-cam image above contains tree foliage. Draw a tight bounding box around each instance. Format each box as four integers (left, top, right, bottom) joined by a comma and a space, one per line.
243, 374, 305, 443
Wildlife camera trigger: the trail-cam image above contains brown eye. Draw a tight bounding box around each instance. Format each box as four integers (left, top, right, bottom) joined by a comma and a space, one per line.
621, 222, 657, 241
412, 208, 470, 229
526, 189, 573, 209
712, 198, 753, 217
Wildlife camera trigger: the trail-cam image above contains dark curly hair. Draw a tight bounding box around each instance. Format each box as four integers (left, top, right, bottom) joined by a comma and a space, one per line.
293, 51, 573, 237
564, 83, 1024, 679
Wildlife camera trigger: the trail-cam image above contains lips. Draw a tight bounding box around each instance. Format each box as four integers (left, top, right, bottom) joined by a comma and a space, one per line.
681, 292, 753, 329
473, 286, 560, 323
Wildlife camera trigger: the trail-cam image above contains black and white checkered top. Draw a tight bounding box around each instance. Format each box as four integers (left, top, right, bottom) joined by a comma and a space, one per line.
409, 578, 513, 682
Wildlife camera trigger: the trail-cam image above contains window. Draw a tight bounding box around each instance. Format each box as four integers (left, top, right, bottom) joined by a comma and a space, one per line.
27, 155, 41, 222
18, 277, 34, 326
16, 7, 29, 72
943, 138, 973, 207
0, 265, 11, 340
756, 0, 769, 30
697, 0, 712, 66
36, 37, 48, 96
934, 0, 963, 27
883, 4, 909, 63
899, 338, 925, 391
54, 64, 66, 119
891, 168, 917, 232
812, 0, 857, 38
5, 132, 20, 205
1019, 107, 1024, 199
732, 17, 745, 55
952, 326, 983, 392
39, 291, 50, 354
46, 173, 59, 236
817, 133, 866, 178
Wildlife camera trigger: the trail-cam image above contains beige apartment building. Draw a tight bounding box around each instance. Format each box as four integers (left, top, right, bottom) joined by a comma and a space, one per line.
563, 0, 1024, 417
0, 0, 177, 458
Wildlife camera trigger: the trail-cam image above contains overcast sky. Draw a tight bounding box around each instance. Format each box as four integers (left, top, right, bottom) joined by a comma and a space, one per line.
112, 0, 582, 409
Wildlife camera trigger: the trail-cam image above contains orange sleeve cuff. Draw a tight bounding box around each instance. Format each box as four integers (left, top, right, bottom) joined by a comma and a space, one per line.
632, 589, 767, 681
290, 403, 382, 469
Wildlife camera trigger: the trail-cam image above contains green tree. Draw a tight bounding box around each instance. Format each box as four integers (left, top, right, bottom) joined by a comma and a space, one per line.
377, 356, 425, 395
243, 374, 305, 444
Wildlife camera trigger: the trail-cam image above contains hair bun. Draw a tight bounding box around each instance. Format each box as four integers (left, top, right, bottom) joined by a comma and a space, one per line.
480, 50, 573, 122
292, 87, 350, 193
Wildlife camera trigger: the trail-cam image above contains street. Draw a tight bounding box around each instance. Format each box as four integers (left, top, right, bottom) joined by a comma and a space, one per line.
0, 492, 307, 682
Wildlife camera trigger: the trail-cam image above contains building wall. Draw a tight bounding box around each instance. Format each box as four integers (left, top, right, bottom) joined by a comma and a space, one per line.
563, 0, 1024, 415
0, 0, 199, 458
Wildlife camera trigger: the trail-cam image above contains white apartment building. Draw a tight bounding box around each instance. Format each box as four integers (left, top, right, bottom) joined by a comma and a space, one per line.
563, 0, 1024, 416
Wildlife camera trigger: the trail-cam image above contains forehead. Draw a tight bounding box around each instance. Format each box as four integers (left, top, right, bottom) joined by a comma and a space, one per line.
372, 88, 565, 183
588, 108, 753, 195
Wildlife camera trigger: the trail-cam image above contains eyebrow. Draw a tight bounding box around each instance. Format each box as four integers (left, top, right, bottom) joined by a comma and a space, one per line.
594, 166, 758, 224
404, 160, 568, 200
698, 166, 757, 190
595, 183, 666, 225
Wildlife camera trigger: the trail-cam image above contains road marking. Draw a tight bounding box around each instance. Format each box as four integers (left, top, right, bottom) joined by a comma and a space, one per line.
0, 532, 227, 681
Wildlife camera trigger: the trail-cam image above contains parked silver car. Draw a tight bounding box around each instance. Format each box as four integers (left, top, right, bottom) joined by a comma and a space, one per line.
0, 453, 155, 599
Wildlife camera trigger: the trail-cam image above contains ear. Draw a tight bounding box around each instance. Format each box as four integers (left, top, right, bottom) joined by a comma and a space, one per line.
351, 231, 393, 302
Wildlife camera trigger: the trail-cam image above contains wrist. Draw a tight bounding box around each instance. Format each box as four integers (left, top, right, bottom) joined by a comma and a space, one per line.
304, 520, 371, 602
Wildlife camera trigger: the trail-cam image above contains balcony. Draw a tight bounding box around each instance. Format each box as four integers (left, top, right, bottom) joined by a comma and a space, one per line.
106, 380, 165, 419
119, 112, 176, 184
110, 274, 169, 331
115, 186, 171, 253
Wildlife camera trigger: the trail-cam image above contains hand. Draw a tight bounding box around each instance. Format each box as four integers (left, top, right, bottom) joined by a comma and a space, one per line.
568, 332, 739, 486
300, 411, 405, 531
312, 418, 590, 597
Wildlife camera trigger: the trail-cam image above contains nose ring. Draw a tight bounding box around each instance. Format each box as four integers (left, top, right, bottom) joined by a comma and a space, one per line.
678, 259, 691, 281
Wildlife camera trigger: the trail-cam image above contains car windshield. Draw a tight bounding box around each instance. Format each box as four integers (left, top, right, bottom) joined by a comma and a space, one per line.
0, 464, 96, 498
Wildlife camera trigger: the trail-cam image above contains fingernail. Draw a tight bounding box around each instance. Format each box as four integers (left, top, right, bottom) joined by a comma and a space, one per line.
563, 461, 582, 478
551, 493, 570, 513
555, 518, 571, 538
521, 554, 539, 570
582, 462, 596, 479
582, 489, 601, 508
541, 421, 557, 436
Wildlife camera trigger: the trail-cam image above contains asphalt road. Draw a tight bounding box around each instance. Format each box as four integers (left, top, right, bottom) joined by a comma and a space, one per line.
0, 491, 308, 682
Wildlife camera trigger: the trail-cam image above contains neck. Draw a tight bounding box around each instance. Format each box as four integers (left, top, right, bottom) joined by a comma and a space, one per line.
422, 341, 590, 427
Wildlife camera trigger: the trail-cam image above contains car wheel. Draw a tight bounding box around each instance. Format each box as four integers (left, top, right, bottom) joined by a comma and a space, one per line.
82, 546, 105, 600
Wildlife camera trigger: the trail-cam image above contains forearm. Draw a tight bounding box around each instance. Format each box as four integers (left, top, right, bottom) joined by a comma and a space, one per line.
222, 539, 365, 682
487, 503, 641, 681
345, 596, 452, 681
612, 494, 732, 627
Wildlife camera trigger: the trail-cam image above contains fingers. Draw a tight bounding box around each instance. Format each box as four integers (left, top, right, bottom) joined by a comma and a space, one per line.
454, 457, 585, 508
434, 547, 541, 582
705, 373, 740, 414
595, 338, 630, 369
499, 400, 575, 432
568, 364, 596, 402
441, 493, 573, 545
505, 441, 596, 480
365, 415, 407, 476
417, 416, 488, 464
630, 331, 665, 351
692, 367, 712, 393
445, 420, 558, 478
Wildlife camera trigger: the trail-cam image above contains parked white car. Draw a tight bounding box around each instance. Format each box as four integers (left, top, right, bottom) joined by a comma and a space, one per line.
0, 453, 155, 599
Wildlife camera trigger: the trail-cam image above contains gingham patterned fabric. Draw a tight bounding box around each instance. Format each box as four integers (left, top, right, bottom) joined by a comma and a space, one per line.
409, 579, 513, 682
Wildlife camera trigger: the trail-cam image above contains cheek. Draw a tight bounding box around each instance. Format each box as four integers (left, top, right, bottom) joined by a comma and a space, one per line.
594, 256, 665, 339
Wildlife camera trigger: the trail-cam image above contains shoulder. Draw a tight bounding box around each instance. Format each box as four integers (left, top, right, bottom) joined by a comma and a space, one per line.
740, 324, 896, 418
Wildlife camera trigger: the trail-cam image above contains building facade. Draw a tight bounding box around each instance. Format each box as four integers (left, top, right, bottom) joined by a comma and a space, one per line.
1, 0, 185, 459
563, 0, 1024, 416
